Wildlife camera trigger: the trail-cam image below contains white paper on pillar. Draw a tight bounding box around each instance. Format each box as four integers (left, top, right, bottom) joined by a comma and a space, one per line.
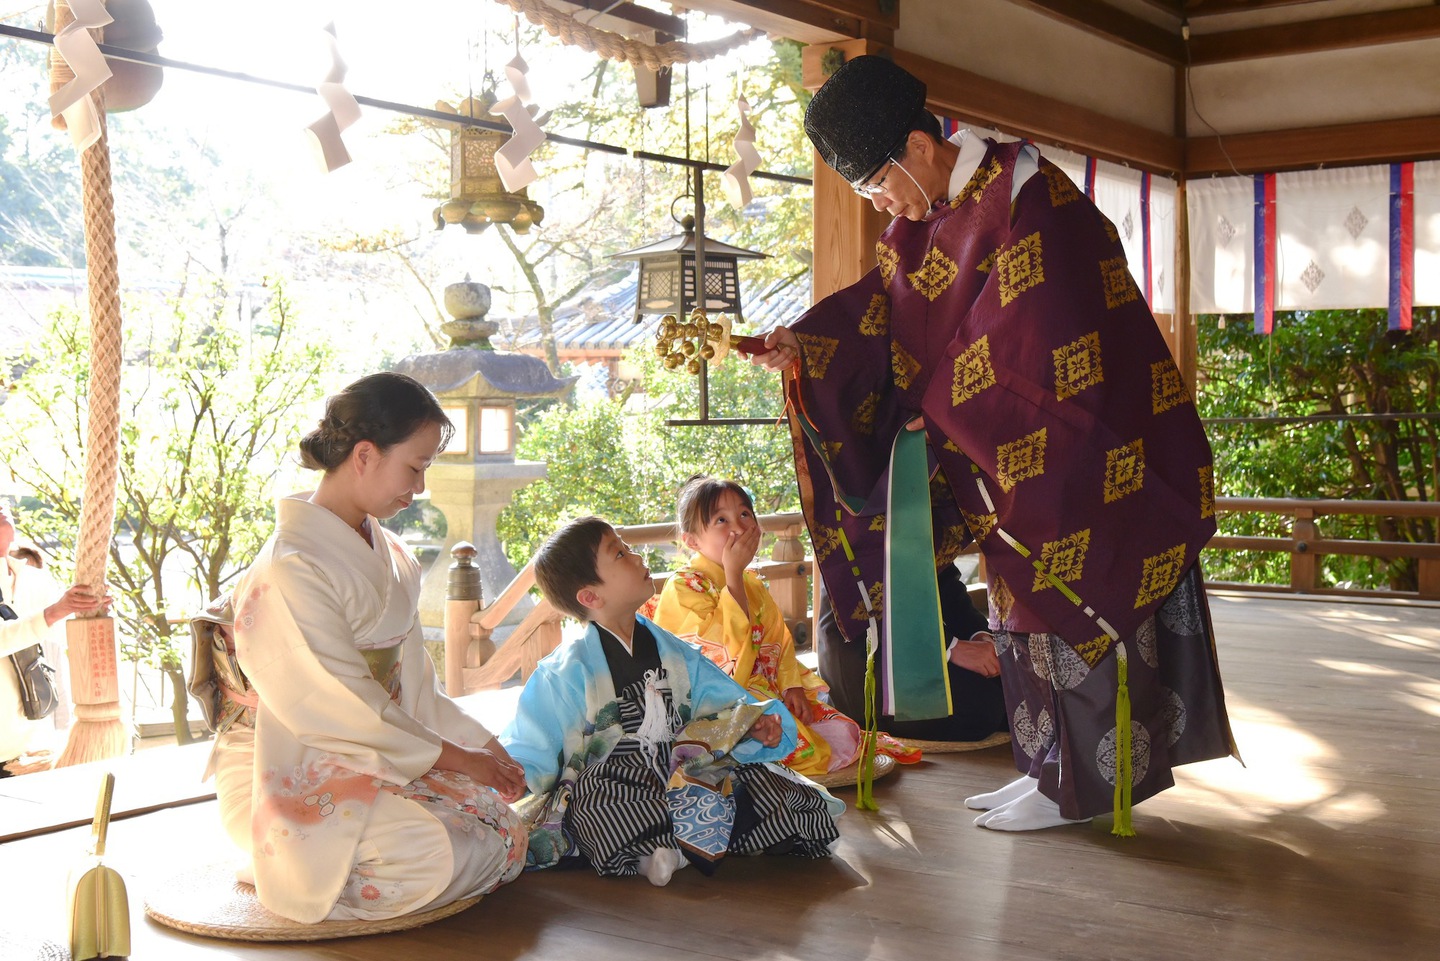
1414, 161, 1440, 307
1187, 175, 1255, 315
1274, 165, 1388, 310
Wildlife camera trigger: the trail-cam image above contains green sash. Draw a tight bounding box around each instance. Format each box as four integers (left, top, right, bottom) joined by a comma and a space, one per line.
883, 428, 952, 721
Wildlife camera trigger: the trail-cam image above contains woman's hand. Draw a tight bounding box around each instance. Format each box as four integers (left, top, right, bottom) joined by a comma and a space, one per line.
747, 712, 782, 748
438, 738, 528, 802
747, 327, 801, 372
44, 585, 113, 627
782, 687, 814, 725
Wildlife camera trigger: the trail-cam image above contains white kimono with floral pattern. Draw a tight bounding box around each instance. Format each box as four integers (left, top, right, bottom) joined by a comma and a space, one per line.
225, 493, 524, 923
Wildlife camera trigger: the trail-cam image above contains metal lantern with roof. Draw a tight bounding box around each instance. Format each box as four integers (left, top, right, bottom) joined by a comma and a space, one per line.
432, 91, 545, 235
610, 212, 765, 324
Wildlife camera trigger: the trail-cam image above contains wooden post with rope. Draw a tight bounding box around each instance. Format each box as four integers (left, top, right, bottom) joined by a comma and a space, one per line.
50, 1, 129, 766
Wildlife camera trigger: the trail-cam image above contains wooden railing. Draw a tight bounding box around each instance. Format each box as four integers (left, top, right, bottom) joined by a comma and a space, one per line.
1209, 497, 1440, 599
444, 497, 1440, 695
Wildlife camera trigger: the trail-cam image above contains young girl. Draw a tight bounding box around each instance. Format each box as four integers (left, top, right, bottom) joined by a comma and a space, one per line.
220, 372, 526, 924
650, 475, 918, 777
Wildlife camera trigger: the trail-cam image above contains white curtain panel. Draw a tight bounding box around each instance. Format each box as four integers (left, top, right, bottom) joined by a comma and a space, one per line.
1186, 175, 1256, 314
1415, 162, 1440, 308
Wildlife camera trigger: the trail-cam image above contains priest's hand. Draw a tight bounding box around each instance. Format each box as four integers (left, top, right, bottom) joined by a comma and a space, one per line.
747, 326, 801, 372
948, 635, 1000, 678
747, 712, 782, 747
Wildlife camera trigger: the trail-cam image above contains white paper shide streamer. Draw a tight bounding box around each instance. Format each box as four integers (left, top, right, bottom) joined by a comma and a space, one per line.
306, 22, 361, 173
722, 97, 760, 209
490, 54, 547, 191
49, 0, 115, 152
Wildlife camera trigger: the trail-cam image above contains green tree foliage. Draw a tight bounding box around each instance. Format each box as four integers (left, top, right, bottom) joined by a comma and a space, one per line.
0, 282, 335, 740
496, 347, 796, 570
1197, 308, 1439, 590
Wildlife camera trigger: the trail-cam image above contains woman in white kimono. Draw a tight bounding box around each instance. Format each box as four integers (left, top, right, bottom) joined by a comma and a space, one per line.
220, 371, 527, 924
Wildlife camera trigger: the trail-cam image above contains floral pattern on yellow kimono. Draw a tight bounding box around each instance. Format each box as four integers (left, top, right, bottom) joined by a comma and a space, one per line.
651, 555, 922, 774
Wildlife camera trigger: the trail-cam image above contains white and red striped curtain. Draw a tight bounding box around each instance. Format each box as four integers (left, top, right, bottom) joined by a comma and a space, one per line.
1188, 162, 1438, 333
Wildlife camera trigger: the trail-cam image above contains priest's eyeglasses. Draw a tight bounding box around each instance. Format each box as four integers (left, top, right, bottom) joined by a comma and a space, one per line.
851, 158, 896, 197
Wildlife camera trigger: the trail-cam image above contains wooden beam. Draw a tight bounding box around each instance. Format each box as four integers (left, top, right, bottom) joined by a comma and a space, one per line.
558, 1, 685, 37
1186, 115, 1440, 175
884, 46, 1184, 173
1184, 0, 1333, 17
1003, 0, 1186, 64
1188, 6, 1440, 63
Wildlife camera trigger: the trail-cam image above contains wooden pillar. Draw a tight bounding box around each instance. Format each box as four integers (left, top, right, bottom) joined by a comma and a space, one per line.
803, 39, 892, 304
1291, 509, 1319, 593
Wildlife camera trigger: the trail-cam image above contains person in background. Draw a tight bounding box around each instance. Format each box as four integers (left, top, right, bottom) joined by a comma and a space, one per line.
1, 504, 111, 776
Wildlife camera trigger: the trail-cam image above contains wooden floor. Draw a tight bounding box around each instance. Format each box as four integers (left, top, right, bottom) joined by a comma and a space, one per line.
2, 592, 1438, 961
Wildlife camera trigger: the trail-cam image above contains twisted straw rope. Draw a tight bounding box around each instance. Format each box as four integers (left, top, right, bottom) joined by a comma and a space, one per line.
492, 0, 763, 69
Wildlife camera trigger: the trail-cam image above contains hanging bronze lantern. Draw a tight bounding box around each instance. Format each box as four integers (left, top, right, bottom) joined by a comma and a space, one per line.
432, 92, 545, 235
610, 214, 765, 323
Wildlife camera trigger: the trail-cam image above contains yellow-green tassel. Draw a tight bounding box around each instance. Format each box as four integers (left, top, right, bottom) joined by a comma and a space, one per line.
1111, 644, 1135, 837
856, 637, 879, 811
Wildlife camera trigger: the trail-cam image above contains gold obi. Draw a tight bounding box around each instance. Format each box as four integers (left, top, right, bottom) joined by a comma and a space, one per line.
361, 644, 404, 699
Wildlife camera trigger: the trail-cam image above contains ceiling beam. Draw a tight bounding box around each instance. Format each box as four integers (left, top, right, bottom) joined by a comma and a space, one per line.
801, 40, 1184, 173
1183, 0, 1333, 18
1003, 0, 1186, 64
1186, 115, 1440, 174
1187, 6, 1440, 62
557, 1, 685, 37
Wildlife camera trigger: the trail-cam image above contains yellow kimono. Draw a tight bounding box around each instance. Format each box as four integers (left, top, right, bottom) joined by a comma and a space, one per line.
651, 555, 861, 776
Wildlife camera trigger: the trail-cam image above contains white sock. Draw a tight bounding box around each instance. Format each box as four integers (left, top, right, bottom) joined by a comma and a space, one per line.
976, 787, 1091, 832
639, 847, 688, 887
964, 774, 1037, 811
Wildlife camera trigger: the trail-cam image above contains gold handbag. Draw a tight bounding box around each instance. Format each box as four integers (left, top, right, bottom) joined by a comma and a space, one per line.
67, 772, 130, 961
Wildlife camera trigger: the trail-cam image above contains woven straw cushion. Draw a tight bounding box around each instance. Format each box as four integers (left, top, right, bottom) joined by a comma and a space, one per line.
896, 731, 1012, 754
144, 863, 482, 942
809, 751, 896, 789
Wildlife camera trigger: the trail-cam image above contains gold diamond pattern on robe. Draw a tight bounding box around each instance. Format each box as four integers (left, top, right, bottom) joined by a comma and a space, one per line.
929, 467, 951, 506
858, 293, 890, 336
996, 232, 1045, 307
1150, 357, 1191, 414
953, 157, 1003, 208
962, 508, 997, 543
1099, 256, 1140, 309
1103, 439, 1146, 504
936, 524, 970, 567
813, 524, 844, 562
1102, 216, 1120, 243
975, 250, 996, 274
796, 333, 840, 380
1032, 528, 1091, 593
995, 427, 1048, 493
908, 248, 961, 302
1053, 331, 1105, 401
943, 438, 963, 453
892, 341, 922, 390
822, 440, 844, 461
851, 580, 885, 621
877, 242, 900, 286
852, 391, 880, 436
989, 574, 1014, 626
951, 335, 996, 406
869, 515, 886, 531
1075, 634, 1112, 667
1199, 465, 1216, 518
1135, 544, 1187, 609
1043, 164, 1080, 207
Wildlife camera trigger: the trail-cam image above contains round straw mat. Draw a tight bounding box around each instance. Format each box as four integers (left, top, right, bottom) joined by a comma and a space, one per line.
145, 863, 482, 942
895, 731, 1012, 754
809, 751, 896, 789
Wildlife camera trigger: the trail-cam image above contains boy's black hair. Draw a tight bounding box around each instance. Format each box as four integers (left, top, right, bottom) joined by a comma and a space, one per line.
533, 516, 612, 621
675, 474, 755, 540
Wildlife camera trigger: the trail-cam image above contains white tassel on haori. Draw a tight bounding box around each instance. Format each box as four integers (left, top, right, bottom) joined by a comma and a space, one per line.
635, 669, 680, 776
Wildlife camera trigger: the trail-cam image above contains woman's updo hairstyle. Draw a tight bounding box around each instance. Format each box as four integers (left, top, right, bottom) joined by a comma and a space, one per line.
298, 371, 454, 472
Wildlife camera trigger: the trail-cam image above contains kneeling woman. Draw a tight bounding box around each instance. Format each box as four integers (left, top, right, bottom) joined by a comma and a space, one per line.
219, 372, 527, 924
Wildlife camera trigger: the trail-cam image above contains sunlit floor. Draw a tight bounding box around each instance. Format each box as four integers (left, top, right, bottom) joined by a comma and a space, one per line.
1, 591, 1437, 961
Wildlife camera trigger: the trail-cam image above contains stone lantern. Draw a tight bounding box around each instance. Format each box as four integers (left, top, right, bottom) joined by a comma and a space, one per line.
391, 276, 574, 631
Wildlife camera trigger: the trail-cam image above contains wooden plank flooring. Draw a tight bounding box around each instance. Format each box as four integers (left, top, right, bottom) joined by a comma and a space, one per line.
1, 592, 1437, 960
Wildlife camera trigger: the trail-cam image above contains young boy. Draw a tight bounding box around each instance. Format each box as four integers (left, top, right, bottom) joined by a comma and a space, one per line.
501, 516, 843, 886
